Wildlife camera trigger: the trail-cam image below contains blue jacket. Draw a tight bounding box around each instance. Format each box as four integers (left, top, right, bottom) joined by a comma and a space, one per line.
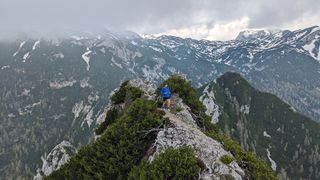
161, 87, 171, 98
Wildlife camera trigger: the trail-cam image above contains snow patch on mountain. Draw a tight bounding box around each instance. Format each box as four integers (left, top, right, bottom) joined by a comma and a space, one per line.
23, 52, 30, 62
240, 105, 250, 114
263, 131, 272, 138
8, 113, 15, 118
21, 89, 30, 96
82, 48, 92, 71
13, 41, 26, 56
149, 46, 162, 52
266, 148, 277, 171
71, 35, 87, 41
1, 65, 10, 70
303, 38, 320, 62
32, 40, 40, 51
254, 66, 265, 71
290, 106, 297, 112
236, 29, 281, 41
53, 53, 64, 59
309, 26, 320, 35
130, 40, 138, 45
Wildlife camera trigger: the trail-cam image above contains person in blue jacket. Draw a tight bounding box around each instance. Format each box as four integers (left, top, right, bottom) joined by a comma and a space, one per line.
160, 84, 171, 108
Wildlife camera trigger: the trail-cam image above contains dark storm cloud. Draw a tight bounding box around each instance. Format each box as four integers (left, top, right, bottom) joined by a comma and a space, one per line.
0, 0, 318, 39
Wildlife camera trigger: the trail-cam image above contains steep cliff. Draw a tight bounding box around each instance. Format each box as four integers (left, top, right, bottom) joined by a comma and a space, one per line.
200, 72, 320, 179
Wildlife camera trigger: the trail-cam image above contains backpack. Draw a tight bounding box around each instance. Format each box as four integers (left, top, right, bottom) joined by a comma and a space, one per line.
161, 87, 171, 98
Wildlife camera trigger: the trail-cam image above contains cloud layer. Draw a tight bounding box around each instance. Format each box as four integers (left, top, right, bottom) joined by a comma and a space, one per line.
0, 0, 319, 40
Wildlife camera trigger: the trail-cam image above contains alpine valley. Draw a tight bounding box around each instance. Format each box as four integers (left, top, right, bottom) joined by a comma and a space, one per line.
0, 25, 319, 179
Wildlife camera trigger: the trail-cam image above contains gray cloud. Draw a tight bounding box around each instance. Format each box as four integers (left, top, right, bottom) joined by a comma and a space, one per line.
0, 0, 319, 40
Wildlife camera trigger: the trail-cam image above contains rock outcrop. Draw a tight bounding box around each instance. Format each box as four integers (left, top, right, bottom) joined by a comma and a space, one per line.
33, 141, 76, 180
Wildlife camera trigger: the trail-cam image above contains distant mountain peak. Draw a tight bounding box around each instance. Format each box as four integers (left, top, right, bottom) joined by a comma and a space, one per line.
235, 28, 282, 41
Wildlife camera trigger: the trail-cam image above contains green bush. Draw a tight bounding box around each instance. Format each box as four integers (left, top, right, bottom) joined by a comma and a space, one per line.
128, 146, 200, 180
46, 99, 161, 180
95, 108, 119, 135
172, 106, 183, 113
110, 80, 129, 104
220, 155, 235, 165
111, 81, 143, 104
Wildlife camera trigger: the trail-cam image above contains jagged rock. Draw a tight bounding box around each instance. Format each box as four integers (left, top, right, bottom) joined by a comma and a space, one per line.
34, 141, 76, 179
129, 78, 157, 100
200, 84, 220, 124
171, 94, 197, 126
150, 97, 245, 179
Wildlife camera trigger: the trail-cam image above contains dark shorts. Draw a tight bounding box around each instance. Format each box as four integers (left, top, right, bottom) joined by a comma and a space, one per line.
163, 97, 170, 101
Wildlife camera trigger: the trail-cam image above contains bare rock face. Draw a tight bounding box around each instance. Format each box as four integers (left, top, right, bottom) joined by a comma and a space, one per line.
33, 141, 76, 179
128, 78, 157, 100
171, 94, 198, 126
199, 84, 220, 124
150, 97, 246, 180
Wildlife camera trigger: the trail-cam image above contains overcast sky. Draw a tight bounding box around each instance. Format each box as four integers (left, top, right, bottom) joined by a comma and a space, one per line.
0, 0, 319, 40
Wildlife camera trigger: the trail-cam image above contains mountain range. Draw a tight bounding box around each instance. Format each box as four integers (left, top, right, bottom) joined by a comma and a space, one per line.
0, 25, 319, 179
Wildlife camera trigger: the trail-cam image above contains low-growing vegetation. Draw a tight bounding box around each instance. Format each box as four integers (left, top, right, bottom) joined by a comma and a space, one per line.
220, 154, 235, 165
172, 106, 183, 113
111, 80, 143, 104
47, 99, 162, 179
95, 108, 119, 135
95, 81, 144, 135
128, 146, 200, 180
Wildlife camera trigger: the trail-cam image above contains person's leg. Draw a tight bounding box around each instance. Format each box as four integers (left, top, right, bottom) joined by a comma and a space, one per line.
167, 98, 171, 108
